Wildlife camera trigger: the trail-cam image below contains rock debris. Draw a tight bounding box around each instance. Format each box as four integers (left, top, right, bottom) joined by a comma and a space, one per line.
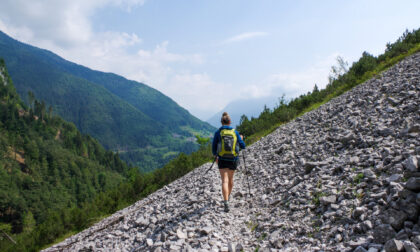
44, 53, 420, 251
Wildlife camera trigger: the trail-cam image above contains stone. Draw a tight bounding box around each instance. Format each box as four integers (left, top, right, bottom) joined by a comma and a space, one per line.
388, 174, 403, 183
176, 229, 187, 239
154, 247, 162, 252
408, 125, 420, 133
383, 209, 407, 230
199, 227, 213, 235
384, 239, 403, 252
368, 244, 383, 251
354, 246, 368, 252
363, 169, 377, 180
417, 193, 420, 206
403, 203, 419, 222
371, 191, 387, 200
403, 240, 420, 252
349, 237, 369, 248
236, 243, 244, 251
269, 230, 281, 244
320, 195, 336, 205
395, 230, 409, 240
387, 97, 400, 106
363, 220, 373, 231
135, 217, 148, 227
404, 156, 418, 172
406, 178, 420, 192
413, 235, 420, 248
378, 126, 393, 136
146, 239, 153, 246
305, 162, 317, 173
373, 224, 396, 244
350, 156, 360, 164
353, 207, 367, 219
228, 242, 236, 252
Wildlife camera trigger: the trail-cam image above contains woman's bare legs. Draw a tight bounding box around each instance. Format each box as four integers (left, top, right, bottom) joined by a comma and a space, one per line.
219, 168, 230, 201
219, 168, 236, 200
227, 170, 235, 199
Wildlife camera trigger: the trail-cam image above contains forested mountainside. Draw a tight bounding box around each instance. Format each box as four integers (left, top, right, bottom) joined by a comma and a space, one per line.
0, 58, 214, 252
0, 59, 130, 248
0, 30, 215, 171
45, 49, 420, 252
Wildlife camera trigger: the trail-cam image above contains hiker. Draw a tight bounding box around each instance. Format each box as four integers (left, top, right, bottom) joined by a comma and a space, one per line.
212, 112, 246, 212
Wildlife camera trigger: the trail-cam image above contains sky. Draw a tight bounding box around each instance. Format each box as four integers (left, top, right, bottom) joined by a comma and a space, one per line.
0, 0, 419, 120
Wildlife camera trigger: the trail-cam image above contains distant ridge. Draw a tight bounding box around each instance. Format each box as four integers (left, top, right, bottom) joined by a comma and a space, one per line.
207, 96, 278, 128
0, 30, 215, 171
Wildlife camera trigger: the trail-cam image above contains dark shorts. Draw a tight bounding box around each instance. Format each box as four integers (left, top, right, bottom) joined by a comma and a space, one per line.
218, 158, 239, 170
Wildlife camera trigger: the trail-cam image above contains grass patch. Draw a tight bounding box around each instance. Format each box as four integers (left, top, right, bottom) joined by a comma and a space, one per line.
312, 192, 327, 206
162, 151, 178, 158
353, 173, 364, 184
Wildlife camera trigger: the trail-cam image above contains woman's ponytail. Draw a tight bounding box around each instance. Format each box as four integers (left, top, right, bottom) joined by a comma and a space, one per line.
221, 112, 231, 125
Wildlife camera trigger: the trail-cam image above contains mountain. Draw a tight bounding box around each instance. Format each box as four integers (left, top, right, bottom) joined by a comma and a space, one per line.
0, 59, 130, 246
44, 51, 420, 251
206, 96, 279, 128
0, 30, 215, 171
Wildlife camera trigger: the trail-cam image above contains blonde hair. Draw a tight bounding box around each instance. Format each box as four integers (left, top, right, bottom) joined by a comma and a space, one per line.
221, 112, 231, 125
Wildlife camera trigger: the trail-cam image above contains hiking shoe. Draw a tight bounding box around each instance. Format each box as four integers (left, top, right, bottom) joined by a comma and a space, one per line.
224, 201, 229, 212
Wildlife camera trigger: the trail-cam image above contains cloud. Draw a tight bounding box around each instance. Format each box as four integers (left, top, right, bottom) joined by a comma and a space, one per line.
165, 54, 342, 119
222, 32, 268, 44
0, 0, 146, 48
239, 54, 340, 101
167, 73, 238, 119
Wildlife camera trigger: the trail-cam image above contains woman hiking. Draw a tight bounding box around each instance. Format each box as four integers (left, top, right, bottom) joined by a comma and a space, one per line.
212, 112, 246, 212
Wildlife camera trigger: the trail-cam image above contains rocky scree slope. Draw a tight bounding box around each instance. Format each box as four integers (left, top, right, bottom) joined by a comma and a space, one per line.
44, 53, 420, 251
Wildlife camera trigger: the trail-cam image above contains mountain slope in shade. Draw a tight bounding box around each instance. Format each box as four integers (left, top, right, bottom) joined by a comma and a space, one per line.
0, 30, 215, 171
0, 59, 129, 239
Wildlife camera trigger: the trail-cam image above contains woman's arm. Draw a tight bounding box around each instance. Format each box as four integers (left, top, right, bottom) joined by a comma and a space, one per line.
212, 130, 220, 156
236, 131, 246, 149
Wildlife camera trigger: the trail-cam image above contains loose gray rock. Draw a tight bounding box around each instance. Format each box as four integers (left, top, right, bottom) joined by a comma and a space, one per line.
320, 195, 336, 205
146, 238, 153, 246
41, 52, 420, 252
374, 224, 397, 244
406, 178, 420, 192
354, 246, 368, 252
176, 229, 187, 239
413, 235, 420, 249
382, 209, 407, 230
384, 239, 403, 252
416, 193, 420, 206
404, 156, 418, 172
403, 240, 420, 252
